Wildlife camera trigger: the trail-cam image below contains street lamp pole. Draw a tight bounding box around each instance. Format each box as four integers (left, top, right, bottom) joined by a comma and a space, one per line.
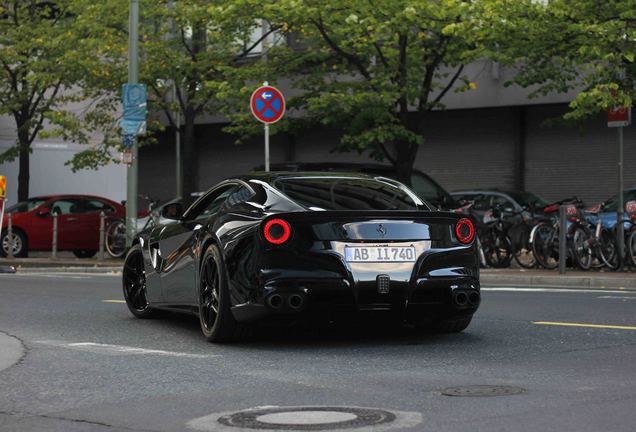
126, 0, 139, 247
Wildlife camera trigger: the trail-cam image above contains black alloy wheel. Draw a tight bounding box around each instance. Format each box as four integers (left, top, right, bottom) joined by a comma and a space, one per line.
198, 244, 249, 342
122, 244, 155, 318
200, 251, 221, 335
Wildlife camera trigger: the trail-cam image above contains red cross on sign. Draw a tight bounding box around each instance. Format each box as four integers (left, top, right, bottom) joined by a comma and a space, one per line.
251, 86, 285, 124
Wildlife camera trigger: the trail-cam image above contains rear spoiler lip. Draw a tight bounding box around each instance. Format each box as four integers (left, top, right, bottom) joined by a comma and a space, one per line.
263, 210, 462, 221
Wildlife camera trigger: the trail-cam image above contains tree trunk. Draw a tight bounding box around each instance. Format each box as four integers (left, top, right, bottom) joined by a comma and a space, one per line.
181, 107, 198, 206
17, 127, 30, 202
392, 141, 417, 187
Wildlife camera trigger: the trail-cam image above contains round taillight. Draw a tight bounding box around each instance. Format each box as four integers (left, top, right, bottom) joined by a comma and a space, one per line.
263, 219, 291, 245
455, 218, 474, 244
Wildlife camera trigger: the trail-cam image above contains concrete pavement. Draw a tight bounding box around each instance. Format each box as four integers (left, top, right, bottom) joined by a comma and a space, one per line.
0, 332, 24, 373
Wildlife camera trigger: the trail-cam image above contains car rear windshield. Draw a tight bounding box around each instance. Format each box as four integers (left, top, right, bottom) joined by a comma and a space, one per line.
7, 199, 46, 213
272, 177, 422, 211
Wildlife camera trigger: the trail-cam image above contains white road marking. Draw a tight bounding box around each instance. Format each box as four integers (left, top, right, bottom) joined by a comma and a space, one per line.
597, 296, 636, 300
482, 287, 636, 295
35, 340, 217, 359
2, 272, 120, 279
1, 273, 92, 279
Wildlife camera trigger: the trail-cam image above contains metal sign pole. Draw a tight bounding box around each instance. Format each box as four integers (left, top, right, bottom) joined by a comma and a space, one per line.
558, 205, 567, 275
617, 126, 625, 269
125, 0, 140, 248
0, 200, 4, 255
7, 213, 13, 258
265, 124, 270, 172
176, 105, 182, 198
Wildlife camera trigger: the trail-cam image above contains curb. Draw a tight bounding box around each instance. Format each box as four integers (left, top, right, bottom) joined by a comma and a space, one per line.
481, 274, 636, 290
15, 266, 122, 274
0, 332, 25, 373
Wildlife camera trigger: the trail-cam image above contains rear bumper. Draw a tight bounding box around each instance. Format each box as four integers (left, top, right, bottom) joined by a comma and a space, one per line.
231, 274, 480, 324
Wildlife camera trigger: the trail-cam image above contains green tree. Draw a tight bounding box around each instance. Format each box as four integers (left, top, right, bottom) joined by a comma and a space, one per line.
69, 0, 278, 201
484, 0, 635, 119
0, 1, 98, 201
262, 0, 490, 185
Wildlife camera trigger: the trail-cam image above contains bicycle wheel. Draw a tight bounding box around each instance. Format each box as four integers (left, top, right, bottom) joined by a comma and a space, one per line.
570, 225, 592, 270
475, 235, 487, 268
598, 229, 619, 270
106, 219, 127, 258
482, 230, 512, 268
531, 223, 558, 270
627, 226, 636, 268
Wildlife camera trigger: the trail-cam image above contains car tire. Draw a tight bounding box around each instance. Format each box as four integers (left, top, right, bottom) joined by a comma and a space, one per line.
73, 250, 97, 259
431, 316, 473, 333
0, 229, 28, 258
122, 244, 157, 319
198, 244, 250, 343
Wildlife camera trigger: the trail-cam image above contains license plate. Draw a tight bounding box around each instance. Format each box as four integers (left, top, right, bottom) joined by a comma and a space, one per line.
345, 246, 416, 263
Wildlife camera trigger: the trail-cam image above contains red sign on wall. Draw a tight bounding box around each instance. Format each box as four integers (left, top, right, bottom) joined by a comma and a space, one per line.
608, 106, 631, 127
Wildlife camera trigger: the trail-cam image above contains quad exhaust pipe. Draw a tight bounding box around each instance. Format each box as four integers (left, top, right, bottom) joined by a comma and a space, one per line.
266, 293, 306, 311
452, 289, 480, 308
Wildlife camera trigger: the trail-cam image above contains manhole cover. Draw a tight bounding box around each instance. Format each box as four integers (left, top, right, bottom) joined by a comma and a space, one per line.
217, 406, 396, 430
441, 385, 526, 397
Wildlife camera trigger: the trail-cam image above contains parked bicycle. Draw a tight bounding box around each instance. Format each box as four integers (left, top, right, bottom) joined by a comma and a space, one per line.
568, 202, 618, 270
623, 201, 636, 268
530, 197, 585, 270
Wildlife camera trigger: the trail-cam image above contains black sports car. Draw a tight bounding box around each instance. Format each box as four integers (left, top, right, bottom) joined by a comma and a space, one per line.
123, 172, 480, 342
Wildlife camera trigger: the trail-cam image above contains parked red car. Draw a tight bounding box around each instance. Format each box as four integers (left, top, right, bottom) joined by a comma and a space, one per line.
1, 195, 125, 258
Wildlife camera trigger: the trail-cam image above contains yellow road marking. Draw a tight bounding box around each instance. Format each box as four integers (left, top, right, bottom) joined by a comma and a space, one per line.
533, 321, 636, 331
102, 300, 126, 304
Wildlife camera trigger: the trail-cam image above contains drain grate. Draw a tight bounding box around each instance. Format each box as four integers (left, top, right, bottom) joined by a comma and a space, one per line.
441, 385, 526, 397
217, 406, 396, 430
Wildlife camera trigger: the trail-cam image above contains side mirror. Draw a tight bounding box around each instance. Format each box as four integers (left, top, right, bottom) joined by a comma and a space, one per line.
161, 202, 184, 221
37, 208, 50, 217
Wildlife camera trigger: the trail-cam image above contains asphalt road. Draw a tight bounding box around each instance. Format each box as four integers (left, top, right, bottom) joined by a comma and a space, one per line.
1, 273, 636, 432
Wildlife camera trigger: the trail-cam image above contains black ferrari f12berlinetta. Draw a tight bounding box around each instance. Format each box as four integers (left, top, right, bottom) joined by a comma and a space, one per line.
123, 172, 480, 342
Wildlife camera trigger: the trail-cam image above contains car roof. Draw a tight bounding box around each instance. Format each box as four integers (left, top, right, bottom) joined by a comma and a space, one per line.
28, 195, 121, 204
242, 171, 381, 183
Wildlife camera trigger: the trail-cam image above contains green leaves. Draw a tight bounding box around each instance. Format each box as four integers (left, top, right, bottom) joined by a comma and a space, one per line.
489, 0, 636, 119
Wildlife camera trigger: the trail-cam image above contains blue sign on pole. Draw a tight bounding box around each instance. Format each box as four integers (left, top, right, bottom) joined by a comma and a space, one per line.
122, 134, 136, 148
121, 84, 147, 136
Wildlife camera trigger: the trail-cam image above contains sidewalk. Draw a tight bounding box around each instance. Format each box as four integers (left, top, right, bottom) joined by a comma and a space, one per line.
0, 257, 123, 273
481, 268, 636, 290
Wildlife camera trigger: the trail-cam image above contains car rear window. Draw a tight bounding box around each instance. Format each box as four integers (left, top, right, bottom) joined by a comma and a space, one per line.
272, 177, 422, 211
7, 199, 46, 213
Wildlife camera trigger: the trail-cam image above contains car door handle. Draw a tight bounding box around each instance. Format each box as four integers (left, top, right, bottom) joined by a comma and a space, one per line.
67, 217, 79, 222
